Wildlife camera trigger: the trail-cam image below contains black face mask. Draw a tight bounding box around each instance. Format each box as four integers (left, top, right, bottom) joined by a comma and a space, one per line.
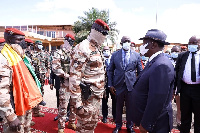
68, 40, 74, 46
19, 40, 27, 49
30, 45, 34, 50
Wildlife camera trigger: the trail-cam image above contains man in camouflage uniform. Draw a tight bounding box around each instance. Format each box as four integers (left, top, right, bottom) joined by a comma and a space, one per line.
0, 28, 35, 133
52, 34, 76, 133
69, 19, 109, 133
32, 40, 49, 117
24, 38, 34, 61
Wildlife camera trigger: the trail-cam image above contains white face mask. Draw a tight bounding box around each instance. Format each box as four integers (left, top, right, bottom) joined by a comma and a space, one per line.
38, 45, 43, 50
188, 45, 198, 52
103, 50, 110, 57
140, 43, 149, 55
122, 42, 131, 51
171, 52, 178, 59
88, 29, 106, 45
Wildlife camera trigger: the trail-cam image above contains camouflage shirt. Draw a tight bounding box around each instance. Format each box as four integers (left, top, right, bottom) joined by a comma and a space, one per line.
52, 48, 71, 87
69, 39, 105, 108
32, 50, 50, 74
0, 44, 22, 122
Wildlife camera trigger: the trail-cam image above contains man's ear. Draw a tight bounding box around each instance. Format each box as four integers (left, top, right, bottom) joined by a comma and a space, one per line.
151, 41, 158, 49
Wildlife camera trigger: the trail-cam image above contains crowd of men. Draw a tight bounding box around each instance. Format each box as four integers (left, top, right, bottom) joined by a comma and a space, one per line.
0, 18, 200, 133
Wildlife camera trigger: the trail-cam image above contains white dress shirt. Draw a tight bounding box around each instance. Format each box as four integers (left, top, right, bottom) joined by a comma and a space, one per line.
148, 51, 163, 62
182, 51, 200, 84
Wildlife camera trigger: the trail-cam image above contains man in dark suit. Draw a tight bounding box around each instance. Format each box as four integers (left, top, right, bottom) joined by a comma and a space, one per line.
131, 29, 175, 133
108, 36, 143, 133
174, 36, 200, 133
102, 46, 116, 123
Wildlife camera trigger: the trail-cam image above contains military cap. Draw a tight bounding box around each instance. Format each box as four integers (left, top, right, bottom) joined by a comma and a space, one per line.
139, 29, 169, 45
0, 38, 5, 43
25, 38, 33, 43
94, 19, 109, 31
65, 34, 75, 40
91, 19, 109, 36
131, 42, 135, 47
5, 28, 25, 36
181, 46, 187, 49
35, 40, 42, 45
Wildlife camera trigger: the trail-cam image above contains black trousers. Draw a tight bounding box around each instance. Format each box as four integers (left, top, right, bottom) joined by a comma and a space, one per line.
180, 81, 200, 133
102, 87, 116, 120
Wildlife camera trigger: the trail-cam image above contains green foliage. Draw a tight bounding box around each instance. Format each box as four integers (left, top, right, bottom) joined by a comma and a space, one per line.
73, 7, 119, 44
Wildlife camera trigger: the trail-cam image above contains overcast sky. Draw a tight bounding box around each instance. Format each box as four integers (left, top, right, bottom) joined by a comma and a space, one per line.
1, 0, 200, 44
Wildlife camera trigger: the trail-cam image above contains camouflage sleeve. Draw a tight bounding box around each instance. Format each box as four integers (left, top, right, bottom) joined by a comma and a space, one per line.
69, 45, 88, 108
52, 50, 65, 77
0, 54, 17, 122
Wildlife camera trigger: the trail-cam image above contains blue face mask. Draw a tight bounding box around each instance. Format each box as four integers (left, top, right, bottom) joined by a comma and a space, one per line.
188, 45, 198, 52
171, 52, 178, 59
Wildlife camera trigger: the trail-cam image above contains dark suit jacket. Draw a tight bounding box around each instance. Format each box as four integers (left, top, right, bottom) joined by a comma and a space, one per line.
107, 49, 143, 94
131, 53, 175, 132
174, 51, 190, 93
50, 70, 60, 90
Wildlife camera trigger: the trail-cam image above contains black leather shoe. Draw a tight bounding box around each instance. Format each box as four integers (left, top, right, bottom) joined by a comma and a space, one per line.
65, 116, 69, 122
127, 128, 135, 133
54, 115, 58, 121
113, 127, 121, 133
39, 100, 46, 106
102, 117, 107, 123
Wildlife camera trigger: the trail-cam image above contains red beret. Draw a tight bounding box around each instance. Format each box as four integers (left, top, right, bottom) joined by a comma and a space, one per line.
95, 19, 109, 31
5, 28, 25, 36
0, 38, 5, 43
25, 38, 33, 43
65, 34, 75, 40
181, 46, 187, 49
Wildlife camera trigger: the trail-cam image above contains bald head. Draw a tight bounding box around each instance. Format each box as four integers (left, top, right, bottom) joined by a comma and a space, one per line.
189, 35, 200, 45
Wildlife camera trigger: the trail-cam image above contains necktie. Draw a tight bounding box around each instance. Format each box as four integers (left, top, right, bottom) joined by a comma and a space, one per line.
191, 52, 196, 82
125, 52, 129, 67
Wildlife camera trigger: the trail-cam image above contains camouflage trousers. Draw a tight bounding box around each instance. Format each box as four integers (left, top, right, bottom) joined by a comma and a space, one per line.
58, 86, 76, 129
37, 73, 45, 96
32, 104, 41, 115
76, 94, 101, 133
3, 110, 32, 133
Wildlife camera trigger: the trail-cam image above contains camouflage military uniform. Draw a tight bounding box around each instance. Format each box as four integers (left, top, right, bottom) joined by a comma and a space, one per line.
32, 50, 49, 94
52, 48, 76, 130
0, 44, 32, 133
69, 39, 105, 133
32, 50, 50, 115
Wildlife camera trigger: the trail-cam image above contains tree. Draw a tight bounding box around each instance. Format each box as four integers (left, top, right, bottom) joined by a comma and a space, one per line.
73, 7, 119, 45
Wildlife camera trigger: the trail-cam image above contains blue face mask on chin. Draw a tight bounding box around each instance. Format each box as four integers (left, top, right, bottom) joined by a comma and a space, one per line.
171, 52, 178, 59
188, 45, 198, 52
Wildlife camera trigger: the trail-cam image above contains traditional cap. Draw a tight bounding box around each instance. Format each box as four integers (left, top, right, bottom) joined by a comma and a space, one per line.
5, 28, 25, 36
103, 46, 110, 51
65, 34, 75, 40
25, 38, 33, 43
139, 29, 169, 45
35, 40, 42, 44
120, 36, 131, 44
0, 38, 5, 43
91, 19, 109, 35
